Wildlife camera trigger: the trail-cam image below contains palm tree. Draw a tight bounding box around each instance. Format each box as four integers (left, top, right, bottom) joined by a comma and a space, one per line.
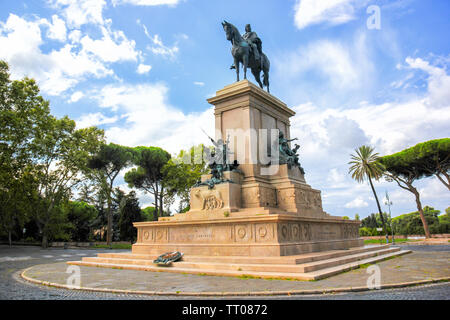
348, 145, 388, 242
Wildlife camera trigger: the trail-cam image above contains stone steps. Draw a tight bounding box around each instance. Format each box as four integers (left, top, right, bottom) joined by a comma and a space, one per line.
96, 244, 390, 265
298, 247, 401, 272
68, 249, 411, 281
307, 250, 412, 280
85, 247, 400, 273
68, 245, 411, 280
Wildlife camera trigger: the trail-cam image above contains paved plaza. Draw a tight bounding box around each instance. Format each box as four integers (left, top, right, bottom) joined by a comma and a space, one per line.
0, 244, 448, 299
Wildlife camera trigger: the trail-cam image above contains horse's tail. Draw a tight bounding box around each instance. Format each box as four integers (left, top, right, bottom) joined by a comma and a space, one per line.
262, 55, 270, 88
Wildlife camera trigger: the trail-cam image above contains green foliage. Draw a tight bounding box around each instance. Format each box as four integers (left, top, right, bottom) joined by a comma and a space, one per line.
348, 145, 385, 182
438, 211, 450, 233
377, 140, 449, 238
359, 227, 376, 236
62, 201, 98, 242
0, 60, 104, 247
348, 145, 387, 232
0, 61, 51, 244
141, 206, 156, 221
162, 144, 209, 212
87, 143, 133, 244
379, 138, 450, 182
363, 238, 412, 244
361, 212, 391, 228
87, 143, 133, 175
124, 146, 171, 220
342, 216, 350, 220
118, 191, 142, 242
93, 243, 132, 250
359, 212, 393, 235
391, 206, 443, 236
31, 116, 104, 247
354, 213, 360, 221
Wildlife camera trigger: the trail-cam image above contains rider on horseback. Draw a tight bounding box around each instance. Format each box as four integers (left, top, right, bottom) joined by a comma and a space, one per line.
230, 24, 263, 70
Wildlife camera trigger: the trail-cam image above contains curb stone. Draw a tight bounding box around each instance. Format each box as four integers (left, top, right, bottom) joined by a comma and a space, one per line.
20, 265, 450, 297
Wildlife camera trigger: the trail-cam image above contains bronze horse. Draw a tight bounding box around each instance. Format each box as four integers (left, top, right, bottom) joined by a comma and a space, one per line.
222, 21, 270, 93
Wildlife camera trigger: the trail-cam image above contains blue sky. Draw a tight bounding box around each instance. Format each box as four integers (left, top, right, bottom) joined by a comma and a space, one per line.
1, 0, 449, 218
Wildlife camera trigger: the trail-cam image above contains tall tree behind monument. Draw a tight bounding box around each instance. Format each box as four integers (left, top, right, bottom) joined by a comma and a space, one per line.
348, 145, 388, 243
124, 146, 171, 220
377, 141, 449, 238
87, 143, 134, 245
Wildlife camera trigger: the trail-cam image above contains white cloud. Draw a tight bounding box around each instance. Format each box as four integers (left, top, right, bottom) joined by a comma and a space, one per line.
326, 168, 347, 185
76, 112, 118, 129
137, 63, 152, 74
137, 20, 180, 59
44, 14, 67, 41
69, 91, 84, 102
322, 116, 369, 150
148, 34, 179, 59
418, 177, 450, 201
0, 13, 144, 95
405, 57, 450, 107
80, 26, 138, 62
93, 83, 214, 153
344, 197, 369, 208
194, 81, 205, 86
293, 0, 368, 29
48, 0, 107, 28
112, 0, 180, 6
275, 35, 374, 92
68, 29, 82, 43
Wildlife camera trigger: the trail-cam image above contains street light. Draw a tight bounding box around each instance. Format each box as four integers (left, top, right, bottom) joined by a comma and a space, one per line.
384, 191, 394, 244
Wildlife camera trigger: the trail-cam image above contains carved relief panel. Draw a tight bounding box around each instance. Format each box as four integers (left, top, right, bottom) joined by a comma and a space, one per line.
255, 223, 275, 242
278, 223, 291, 242
234, 224, 253, 242
302, 223, 312, 241
290, 223, 302, 241
193, 188, 224, 211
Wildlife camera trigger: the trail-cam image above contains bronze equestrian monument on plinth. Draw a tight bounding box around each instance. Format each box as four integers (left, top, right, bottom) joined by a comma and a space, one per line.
69, 22, 409, 280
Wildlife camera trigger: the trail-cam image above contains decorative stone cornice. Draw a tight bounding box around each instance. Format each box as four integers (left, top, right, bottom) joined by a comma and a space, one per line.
207, 80, 295, 118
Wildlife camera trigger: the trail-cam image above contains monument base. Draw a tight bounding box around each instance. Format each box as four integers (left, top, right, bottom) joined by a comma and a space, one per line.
132, 213, 363, 257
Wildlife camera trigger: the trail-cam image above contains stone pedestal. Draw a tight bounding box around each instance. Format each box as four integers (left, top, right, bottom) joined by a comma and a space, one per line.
133, 214, 362, 256
133, 80, 363, 257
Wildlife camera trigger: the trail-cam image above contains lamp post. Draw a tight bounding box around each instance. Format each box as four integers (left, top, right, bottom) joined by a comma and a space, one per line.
384, 191, 393, 244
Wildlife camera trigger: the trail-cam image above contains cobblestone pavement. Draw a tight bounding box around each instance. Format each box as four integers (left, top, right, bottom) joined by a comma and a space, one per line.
1, 245, 449, 300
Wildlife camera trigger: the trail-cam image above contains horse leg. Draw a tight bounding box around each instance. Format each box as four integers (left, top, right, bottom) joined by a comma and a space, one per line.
243, 55, 248, 80
252, 68, 263, 88
235, 58, 239, 82
263, 69, 270, 93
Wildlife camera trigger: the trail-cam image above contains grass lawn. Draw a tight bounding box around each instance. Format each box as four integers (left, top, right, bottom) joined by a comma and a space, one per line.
93, 243, 132, 249
363, 238, 420, 244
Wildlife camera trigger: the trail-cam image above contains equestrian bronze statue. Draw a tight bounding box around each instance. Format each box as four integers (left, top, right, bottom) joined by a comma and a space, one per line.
222, 21, 270, 93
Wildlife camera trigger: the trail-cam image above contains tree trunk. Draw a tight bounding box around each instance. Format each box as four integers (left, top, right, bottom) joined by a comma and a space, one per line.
159, 188, 164, 218
411, 186, 431, 238
153, 183, 159, 221
41, 234, 48, 249
368, 176, 389, 242
8, 231, 12, 247
107, 196, 112, 245
106, 180, 114, 246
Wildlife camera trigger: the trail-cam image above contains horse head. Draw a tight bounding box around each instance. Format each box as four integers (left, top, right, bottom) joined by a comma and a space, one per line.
222, 20, 233, 41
